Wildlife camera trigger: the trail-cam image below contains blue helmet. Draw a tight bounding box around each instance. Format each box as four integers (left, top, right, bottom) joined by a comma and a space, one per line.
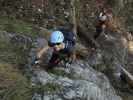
50, 31, 64, 43
99, 12, 107, 21
99, 15, 107, 21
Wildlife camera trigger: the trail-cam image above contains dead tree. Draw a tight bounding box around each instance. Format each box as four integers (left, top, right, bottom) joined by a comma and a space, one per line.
70, 0, 77, 37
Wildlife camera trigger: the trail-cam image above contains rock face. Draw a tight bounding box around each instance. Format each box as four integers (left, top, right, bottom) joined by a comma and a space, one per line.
1, 0, 133, 99
30, 61, 121, 100
28, 38, 121, 100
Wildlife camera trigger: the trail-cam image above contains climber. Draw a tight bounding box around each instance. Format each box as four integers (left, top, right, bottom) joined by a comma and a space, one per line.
94, 8, 109, 39
35, 25, 76, 69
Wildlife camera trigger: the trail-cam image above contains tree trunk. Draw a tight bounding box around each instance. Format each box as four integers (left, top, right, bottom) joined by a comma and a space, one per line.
120, 66, 133, 87
70, 0, 77, 37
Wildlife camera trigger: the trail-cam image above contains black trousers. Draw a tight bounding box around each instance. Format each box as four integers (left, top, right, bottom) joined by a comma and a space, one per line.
94, 25, 102, 39
48, 52, 72, 68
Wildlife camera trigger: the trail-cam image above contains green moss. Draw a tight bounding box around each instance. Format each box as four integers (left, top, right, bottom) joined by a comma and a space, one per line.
32, 83, 63, 93
0, 63, 32, 100
48, 68, 80, 79
0, 39, 28, 64
0, 31, 33, 100
0, 16, 36, 99
48, 68, 67, 76
0, 16, 37, 37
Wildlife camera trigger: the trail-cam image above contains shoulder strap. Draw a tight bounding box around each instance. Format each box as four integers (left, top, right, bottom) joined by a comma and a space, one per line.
58, 28, 76, 42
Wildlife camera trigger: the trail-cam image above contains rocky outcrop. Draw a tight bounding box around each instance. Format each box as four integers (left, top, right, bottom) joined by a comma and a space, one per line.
30, 61, 121, 100
28, 38, 121, 100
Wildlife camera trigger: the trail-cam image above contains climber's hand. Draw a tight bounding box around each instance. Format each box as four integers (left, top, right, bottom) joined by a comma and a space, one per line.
34, 60, 40, 64
32, 59, 41, 66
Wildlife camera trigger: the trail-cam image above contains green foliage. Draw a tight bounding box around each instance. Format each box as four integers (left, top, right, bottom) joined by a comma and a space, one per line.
0, 25, 33, 100
32, 83, 63, 94
48, 68, 80, 79
0, 64, 32, 100
0, 39, 28, 65
0, 81, 32, 100
48, 68, 68, 76
0, 16, 38, 37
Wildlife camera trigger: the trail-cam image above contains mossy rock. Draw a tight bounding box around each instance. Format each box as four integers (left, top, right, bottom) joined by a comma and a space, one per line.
0, 38, 28, 65
32, 83, 63, 94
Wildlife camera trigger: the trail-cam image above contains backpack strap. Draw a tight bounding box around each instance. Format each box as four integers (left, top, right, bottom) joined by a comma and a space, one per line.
58, 28, 76, 44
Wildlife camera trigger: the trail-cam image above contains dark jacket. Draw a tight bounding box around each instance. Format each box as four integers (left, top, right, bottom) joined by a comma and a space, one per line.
49, 29, 76, 65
